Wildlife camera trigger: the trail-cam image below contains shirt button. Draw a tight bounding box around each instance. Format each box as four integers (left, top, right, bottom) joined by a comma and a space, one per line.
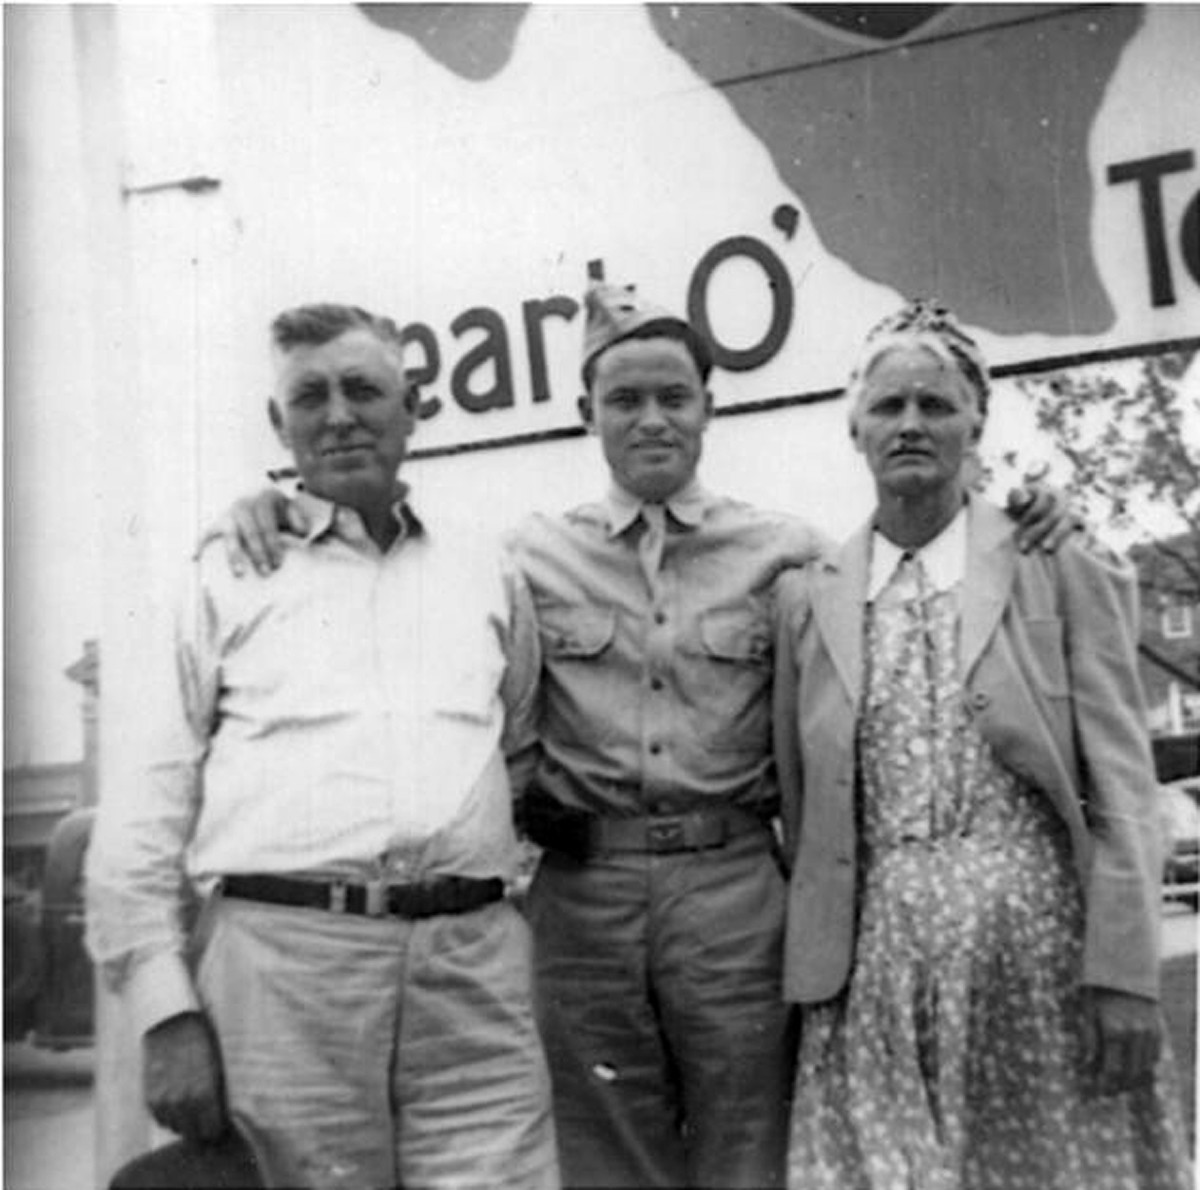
650, 677, 664, 691
654, 611, 667, 625
649, 742, 662, 755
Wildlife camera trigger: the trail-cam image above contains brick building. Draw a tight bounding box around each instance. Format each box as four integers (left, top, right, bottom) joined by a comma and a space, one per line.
1131, 535, 1200, 737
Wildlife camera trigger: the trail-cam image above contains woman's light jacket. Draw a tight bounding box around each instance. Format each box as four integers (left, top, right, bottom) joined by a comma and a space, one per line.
773, 496, 1163, 1004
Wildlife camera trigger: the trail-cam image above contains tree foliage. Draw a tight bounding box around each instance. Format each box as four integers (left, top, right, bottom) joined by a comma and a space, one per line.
1002, 350, 1199, 603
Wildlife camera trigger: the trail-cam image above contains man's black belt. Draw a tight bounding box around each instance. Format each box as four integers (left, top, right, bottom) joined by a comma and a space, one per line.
523, 792, 772, 859
219, 873, 505, 919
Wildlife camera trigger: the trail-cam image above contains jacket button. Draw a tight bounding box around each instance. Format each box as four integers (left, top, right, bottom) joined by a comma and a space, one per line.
970, 692, 990, 710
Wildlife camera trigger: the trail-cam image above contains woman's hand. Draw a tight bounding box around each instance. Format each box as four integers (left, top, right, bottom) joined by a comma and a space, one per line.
1083, 987, 1162, 1094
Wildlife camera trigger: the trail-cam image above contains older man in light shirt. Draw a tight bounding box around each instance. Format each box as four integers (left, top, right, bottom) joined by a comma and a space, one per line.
86, 303, 558, 1190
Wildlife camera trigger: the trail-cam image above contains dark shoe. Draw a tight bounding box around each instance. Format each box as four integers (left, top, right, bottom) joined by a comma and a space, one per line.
108, 1132, 262, 1189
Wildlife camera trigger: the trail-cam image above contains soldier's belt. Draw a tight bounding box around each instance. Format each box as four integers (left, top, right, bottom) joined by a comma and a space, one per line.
524, 797, 771, 858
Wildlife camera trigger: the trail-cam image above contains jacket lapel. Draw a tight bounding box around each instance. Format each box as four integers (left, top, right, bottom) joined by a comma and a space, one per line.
960, 497, 1017, 680
811, 522, 872, 704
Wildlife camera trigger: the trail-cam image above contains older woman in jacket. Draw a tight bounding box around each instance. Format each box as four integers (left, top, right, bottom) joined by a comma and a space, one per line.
774, 300, 1190, 1190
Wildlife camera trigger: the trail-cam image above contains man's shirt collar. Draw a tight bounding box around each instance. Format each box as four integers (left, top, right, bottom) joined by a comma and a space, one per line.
295, 484, 425, 547
867, 504, 967, 601
603, 478, 711, 538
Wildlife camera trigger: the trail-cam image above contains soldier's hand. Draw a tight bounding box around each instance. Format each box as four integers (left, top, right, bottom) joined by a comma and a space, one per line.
1005, 481, 1083, 554
197, 488, 308, 577
143, 1012, 229, 1143
1082, 987, 1161, 1095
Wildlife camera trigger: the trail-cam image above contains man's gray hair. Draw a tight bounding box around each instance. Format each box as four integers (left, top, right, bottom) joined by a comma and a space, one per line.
271, 303, 406, 364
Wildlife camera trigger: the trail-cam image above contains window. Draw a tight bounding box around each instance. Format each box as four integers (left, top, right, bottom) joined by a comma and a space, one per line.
1162, 604, 1195, 640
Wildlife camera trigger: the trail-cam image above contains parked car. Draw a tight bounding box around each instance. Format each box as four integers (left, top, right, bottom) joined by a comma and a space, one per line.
2, 809, 95, 1049
1160, 778, 1200, 912
1153, 734, 1200, 784
4, 879, 44, 1040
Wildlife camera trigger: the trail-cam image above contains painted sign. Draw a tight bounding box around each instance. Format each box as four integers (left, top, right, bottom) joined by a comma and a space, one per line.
149, 2, 1199, 460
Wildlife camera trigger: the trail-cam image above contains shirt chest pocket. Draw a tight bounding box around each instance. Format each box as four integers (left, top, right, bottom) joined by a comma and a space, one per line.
538, 605, 617, 660
426, 623, 506, 725
431, 663, 501, 724
699, 608, 772, 670
690, 607, 772, 753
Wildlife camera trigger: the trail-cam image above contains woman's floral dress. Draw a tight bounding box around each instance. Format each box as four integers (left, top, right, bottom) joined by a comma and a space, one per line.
787, 555, 1191, 1190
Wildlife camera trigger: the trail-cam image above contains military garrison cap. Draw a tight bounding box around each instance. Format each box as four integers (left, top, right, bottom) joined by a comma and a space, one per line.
581, 280, 692, 378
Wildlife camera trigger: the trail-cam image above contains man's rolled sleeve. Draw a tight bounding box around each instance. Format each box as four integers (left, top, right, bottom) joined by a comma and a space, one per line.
125, 950, 203, 1039
85, 561, 217, 1024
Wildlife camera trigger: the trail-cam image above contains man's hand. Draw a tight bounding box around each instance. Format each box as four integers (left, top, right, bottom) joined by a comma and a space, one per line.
1004, 482, 1082, 553
1082, 987, 1161, 1095
200, 488, 308, 577
143, 1012, 229, 1142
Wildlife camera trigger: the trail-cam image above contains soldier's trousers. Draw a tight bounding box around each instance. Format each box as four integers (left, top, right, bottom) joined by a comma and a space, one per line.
525, 828, 795, 1189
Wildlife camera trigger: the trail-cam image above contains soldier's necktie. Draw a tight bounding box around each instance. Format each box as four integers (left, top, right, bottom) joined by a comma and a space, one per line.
637, 503, 667, 588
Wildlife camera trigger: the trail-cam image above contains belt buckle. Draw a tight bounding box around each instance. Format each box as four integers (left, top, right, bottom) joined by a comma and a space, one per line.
646, 817, 687, 853
701, 814, 730, 851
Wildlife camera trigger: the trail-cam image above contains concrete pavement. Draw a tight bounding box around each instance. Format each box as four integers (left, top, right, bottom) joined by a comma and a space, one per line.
1161, 905, 1198, 1147
3, 1042, 94, 1190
